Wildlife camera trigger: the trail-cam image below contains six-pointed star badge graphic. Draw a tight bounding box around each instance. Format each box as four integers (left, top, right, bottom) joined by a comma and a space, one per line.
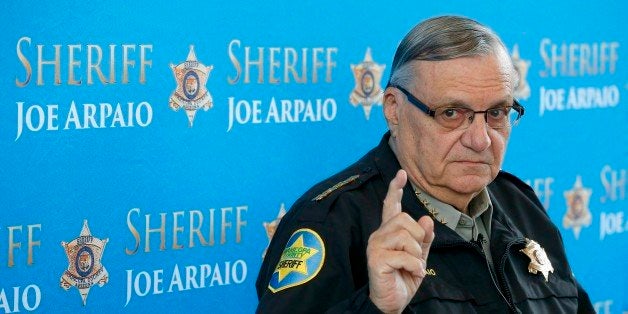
60, 220, 109, 306
169, 45, 214, 127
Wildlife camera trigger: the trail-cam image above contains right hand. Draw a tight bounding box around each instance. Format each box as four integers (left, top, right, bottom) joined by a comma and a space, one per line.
366, 169, 435, 313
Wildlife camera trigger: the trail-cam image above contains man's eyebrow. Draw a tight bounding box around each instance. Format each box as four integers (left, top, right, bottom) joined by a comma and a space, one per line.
431, 99, 472, 109
434, 98, 512, 109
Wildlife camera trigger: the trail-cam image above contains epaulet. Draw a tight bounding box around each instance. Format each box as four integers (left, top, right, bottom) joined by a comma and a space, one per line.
293, 166, 377, 222
311, 174, 361, 202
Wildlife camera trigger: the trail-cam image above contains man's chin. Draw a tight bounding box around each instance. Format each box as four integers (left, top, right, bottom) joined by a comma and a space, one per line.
449, 175, 492, 194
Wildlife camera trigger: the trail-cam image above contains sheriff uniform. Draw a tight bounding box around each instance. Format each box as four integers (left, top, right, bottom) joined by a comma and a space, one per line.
256, 133, 594, 313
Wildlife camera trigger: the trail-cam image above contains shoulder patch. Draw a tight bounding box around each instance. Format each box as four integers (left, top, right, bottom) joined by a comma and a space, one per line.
312, 174, 360, 202
268, 228, 325, 293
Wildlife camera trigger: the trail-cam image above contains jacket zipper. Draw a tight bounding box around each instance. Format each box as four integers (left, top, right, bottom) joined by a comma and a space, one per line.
498, 238, 527, 314
468, 241, 518, 313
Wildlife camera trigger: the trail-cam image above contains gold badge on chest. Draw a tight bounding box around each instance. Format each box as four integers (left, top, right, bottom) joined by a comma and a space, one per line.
520, 238, 554, 282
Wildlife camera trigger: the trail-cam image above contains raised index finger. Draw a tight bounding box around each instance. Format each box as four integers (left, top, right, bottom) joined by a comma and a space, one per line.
417, 215, 435, 260
381, 169, 407, 223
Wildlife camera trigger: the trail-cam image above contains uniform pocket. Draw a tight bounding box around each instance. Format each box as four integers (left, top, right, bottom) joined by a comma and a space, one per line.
505, 249, 579, 312
410, 275, 497, 306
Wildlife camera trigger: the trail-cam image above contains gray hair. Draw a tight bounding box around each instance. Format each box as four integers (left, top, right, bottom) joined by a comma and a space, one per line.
388, 15, 513, 88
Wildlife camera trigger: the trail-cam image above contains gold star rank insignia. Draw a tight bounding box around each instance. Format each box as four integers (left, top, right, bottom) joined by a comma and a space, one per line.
520, 238, 554, 282
350, 48, 386, 119
60, 220, 109, 305
268, 228, 325, 293
169, 45, 214, 127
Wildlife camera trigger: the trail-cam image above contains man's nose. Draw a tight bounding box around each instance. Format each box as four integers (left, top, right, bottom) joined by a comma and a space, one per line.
460, 114, 491, 152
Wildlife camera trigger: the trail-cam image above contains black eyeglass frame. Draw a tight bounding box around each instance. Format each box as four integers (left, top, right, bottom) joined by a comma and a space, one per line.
389, 84, 525, 127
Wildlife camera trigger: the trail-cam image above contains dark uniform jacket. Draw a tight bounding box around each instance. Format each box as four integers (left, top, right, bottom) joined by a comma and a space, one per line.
256, 133, 594, 313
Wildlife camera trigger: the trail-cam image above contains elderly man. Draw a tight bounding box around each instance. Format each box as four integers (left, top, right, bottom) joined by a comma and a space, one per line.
256, 15, 594, 313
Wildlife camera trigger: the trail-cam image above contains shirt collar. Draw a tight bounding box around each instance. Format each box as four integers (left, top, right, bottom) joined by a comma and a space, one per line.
410, 176, 493, 234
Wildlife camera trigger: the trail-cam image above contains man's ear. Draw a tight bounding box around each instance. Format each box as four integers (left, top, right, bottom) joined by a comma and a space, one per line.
383, 87, 401, 137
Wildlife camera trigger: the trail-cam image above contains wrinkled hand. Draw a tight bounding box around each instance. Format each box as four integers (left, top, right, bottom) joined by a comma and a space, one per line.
367, 170, 435, 313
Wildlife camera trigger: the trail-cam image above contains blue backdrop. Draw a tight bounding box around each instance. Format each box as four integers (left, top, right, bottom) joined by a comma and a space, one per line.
1, 1, 626, 313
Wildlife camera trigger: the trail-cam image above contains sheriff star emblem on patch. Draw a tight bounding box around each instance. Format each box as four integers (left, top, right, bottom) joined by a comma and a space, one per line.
350, 47, 386, 120
268, 228, 325, 293
520, 238, 554, 282
60, 220, 109, 305
169, 45, 214, 127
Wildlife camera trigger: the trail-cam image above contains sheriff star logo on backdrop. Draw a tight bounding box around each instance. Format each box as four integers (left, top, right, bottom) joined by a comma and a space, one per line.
511, 44, 531, 100
169, 46, 214, 127
60, 220, 109, 306
262, 203, 287, 258
350, 48, 386, 120
563, 176, 593, 239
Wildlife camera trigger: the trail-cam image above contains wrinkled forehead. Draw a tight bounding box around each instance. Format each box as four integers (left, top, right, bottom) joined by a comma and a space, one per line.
414, 49, 516, 88
409, 55, 517, 108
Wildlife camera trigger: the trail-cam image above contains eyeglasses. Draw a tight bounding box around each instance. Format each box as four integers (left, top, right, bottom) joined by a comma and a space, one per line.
390, 84, 525, 130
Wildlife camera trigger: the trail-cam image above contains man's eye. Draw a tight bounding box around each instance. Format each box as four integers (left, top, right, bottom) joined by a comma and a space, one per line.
488, 108, 507, 118
441, 108, 461, 119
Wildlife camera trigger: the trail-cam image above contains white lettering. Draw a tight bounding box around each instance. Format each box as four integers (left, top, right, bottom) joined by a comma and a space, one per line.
100, 103, 113, 127
600, 165, 626, 203
600, 211, 625, 240
593, 299, 613, 314
227, 39, 337, 84
15, 100, 153, 140
135, 102, 152, 127
125, 260, 248, 306
134, 271, 151, 297
64, 101, 82, 129
168, 264, 184, 292
26, 104, 45, 132
210, 263, 224, 286
0, 285, 42, 312
539, 39, 619, 77
524, 177, 554, 210
185, 266, 200, 290
153, 270, 164, 295
227, 96, 337, 131
232, 260, 247, 284
14, 37, 152, 86
539, 85, 620, 116
111, 104, 126, 127
539, 87, 565, 116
